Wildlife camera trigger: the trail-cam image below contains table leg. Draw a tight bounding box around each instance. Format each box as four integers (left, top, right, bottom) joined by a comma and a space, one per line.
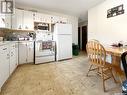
111, 55, 124, 83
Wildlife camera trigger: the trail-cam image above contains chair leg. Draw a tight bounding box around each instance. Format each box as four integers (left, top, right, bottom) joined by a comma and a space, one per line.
97, 67, 100, 75
119, 75, 123, 84
86, 64, 93, 76
101, 68, 106, 92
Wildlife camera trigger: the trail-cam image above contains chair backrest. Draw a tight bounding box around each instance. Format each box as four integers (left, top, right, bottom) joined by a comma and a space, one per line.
89, 39, 99, 42
121, 51, 127, 79
86, 40, 106, 66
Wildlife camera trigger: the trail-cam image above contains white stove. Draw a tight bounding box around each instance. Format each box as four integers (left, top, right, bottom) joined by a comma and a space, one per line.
34, 31, 56, 64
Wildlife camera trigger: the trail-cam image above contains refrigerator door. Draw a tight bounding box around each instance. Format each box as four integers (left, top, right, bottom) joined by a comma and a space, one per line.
56, 35, 72, 61
54, 24, 72, 35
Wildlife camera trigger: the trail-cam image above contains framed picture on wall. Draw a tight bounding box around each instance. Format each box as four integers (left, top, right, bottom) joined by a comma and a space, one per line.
107, 4, 124, 18
1, 0, 13, 14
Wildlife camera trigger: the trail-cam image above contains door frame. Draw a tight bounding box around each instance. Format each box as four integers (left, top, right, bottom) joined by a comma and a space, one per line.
78, 27, 81, 50
82, 25, 87, 51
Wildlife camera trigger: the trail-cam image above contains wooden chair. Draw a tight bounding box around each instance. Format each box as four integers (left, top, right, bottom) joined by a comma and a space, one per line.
86, 40, 116, 92
88, 39, 99, 42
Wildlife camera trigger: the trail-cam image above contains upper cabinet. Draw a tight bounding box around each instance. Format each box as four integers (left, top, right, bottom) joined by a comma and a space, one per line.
33, 13, 68, 24
33, 13, 51, 23
23, 10, 34, 30
12, 9, 23, 30
1, 8, 69, 30
5, 14, 12, 29
12, 9, 34, 30
0, 14, 11, 29
0, 14, 5, 28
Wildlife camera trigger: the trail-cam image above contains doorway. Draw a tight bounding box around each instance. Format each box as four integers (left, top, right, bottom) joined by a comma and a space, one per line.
82, 26, 87, 51
78, 27, 80, 50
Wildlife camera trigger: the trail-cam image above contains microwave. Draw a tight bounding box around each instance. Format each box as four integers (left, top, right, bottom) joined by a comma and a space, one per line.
34, 22, 50, 31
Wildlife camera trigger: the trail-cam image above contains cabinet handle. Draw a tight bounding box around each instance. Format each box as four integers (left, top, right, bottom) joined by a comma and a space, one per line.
7, 54, 10, 59
7, 54, 9, 56
11, 52, 13, 56
25, 26, 28, 29
18, 25, 22, 29
2, 18, 5, 24
3, 48, 7, 50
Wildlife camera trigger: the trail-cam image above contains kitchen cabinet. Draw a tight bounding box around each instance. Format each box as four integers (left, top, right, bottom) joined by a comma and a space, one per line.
9, 43, 17, 75
0, 45, 10, 88
5, 14, 11, 28
0, 14, 11, 28
33, 13, 43, 22
15, 43, 19, 65
12, 9, 34, 30
19, 41, 34, 64
33, 12, 69, 24
33, 13, 51, 23
19, 42, 27, 64
0, 14, 5, 28
12, 9, 23, 29
27, 42, 34, 63
23, 10, 34, 30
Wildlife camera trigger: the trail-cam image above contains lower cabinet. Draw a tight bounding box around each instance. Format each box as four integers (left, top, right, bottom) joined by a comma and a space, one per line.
0, 45, 10, 88
19, 41, 34, 64
9, 43, 17, 75
0, 42, 34, 90
0, 43, 18, 89
27, 42, 34, 63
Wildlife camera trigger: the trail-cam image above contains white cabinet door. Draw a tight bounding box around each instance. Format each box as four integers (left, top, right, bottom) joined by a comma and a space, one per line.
0, 14, 5, 28
15, 9, 23, 29
15, 43, 19, 65
0, 45, 10, 88
9, 43, 17, 75
43, 14, 51, 23
19, 42, 34, 64
27, 42, 34, 63
13, 9, 34, 30
10, 49, 16, 75
19, 42, 27, 64
33, 12, 40, 22
23, 10, 34, 30
51, 16, 59, 24
33, 13, 51, 23
0, 14, 11, 28
5, 14, 11, 28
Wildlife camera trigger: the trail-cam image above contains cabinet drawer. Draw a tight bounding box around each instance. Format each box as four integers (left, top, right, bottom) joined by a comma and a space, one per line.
0, 45, 9, 54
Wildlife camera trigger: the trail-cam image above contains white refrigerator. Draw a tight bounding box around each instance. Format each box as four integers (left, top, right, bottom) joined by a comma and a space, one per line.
54, 23, 72, 61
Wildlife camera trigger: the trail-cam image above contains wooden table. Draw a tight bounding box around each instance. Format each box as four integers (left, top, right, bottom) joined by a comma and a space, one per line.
105, 47, 127, 66
105, 47, 127, 82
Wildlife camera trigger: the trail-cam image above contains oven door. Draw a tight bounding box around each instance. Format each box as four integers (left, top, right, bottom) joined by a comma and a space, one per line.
35, 41, 56, 64
36, 41, 55, 55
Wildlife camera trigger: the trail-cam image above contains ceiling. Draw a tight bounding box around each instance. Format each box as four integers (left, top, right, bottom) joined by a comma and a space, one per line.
15, 0, 105, 22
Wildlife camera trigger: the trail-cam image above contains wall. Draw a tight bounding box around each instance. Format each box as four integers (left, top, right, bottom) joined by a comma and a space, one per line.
88, 0, 127, 46
16, 4, 78, 44
78, 21, 88, 49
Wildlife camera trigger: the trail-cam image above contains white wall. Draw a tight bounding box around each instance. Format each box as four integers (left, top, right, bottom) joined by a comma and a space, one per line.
88, 0, 127, 46
16, 4, 78, 44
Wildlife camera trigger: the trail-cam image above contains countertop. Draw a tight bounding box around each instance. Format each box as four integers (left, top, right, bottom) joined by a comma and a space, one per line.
0, 40, 34, 46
